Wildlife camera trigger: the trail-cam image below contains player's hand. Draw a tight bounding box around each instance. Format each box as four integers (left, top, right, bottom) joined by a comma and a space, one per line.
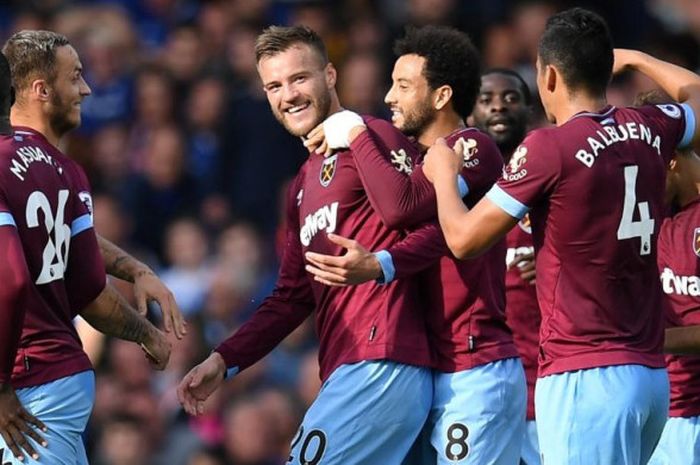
303, 124, 330, 156
177, 352, 226, 416
423, 137, 463, 183
133, 268, 187, 340
140, 328, 172, 370
304, 233, 381, 286
612, 48, 642, 75
509, 251, 536, 285
0, 383, 47, 462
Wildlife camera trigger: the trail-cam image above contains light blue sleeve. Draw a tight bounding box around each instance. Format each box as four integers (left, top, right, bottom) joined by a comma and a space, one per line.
71, 213, 93, 237
680, 103, 696, 148
0, 211, 16, 227
485, 184, 530, 220
458, 175, 469, 198
374, 250, 395, 284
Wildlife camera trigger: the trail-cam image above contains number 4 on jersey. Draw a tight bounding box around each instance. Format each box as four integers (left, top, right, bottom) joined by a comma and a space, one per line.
617, 165, 655, 256
26, 189, 71, 284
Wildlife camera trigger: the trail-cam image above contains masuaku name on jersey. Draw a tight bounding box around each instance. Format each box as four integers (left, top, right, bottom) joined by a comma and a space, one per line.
575, 122, 661, 168
10, 145, 57, 181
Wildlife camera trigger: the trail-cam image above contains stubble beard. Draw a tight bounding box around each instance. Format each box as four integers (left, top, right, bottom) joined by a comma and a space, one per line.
48, 91, 79, 138
275, 89, 332, 138
399, 99, 435, 139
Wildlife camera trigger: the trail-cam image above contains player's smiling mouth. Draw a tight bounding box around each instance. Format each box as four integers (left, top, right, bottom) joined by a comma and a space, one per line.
285, 102, 311, 114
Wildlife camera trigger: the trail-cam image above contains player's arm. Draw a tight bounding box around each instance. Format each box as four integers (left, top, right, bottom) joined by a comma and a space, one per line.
0, 223, 48, 462
614, 49, 700, 147
177, 179, 316, 416
79, 284, 171, 370
306, 112, 439, 228
304, 221, 447, 286
423, 138, 518, 259
97, 235, 186, 339
664, 325, 700, 355
349, 125, 439, 228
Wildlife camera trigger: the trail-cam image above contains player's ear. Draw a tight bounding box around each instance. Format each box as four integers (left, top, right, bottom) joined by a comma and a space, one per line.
325, 63, 337, 88
30, 79, 50, 102
545, 64, 557, 93
433, 85, 452, 111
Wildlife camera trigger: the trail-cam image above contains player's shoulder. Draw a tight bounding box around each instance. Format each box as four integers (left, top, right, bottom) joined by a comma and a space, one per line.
363, 114, 416, 151
363, 115, 403, 139
626, 103, 685, 121
448, 127, 501, 154
447, 126, 492, 144
520, 126, 559, 151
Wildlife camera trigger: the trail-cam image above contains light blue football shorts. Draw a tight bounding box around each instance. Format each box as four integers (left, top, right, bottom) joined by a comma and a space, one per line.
402, 357, 527, 465
0, 370, 95, 465
647, 415, 700, 465
286, 360, 432, 465
535, 364, 669, 465
521, 420, 541, 465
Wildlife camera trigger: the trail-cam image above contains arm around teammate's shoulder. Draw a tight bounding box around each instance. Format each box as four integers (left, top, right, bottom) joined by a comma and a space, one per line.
614, 48, 700, 148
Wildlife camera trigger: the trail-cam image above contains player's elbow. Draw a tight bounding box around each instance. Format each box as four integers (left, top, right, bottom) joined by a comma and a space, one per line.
444, 235, 477, 260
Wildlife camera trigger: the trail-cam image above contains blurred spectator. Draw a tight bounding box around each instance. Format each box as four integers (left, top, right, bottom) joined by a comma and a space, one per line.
185, 447, 227, 465
338, 52, 390, 118
185, 76, 227, 192
221, 397, 278, 465
161, 217, 212, 317
93, 414, 154, 465
90, 124, 131, 193
121, 125, 202, 258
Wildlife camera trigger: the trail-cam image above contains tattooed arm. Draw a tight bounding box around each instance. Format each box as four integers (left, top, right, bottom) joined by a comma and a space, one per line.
98, 235, 186, 339
80, 283, 171, 369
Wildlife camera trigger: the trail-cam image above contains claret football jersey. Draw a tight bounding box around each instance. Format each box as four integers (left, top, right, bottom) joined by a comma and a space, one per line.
487, 103, 694, 376
0, 127, 105, 388
349, 126, 518, 372
658, 197, 700, 417
216, 117, 433, 381
504, 216, 540, 419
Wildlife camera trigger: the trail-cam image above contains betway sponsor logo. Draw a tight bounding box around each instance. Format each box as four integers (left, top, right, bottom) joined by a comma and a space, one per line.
300, 202, 338, 246
661, 267, 700, 296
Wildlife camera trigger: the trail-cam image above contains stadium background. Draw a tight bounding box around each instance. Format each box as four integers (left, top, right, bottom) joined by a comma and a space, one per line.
1, 1, 698, 464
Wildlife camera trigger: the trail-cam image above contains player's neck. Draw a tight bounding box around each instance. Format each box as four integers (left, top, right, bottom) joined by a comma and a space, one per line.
10, 106, 61, 147
0, 116, 10, 135
554, 93, 608, 126
417, 111, 465, 149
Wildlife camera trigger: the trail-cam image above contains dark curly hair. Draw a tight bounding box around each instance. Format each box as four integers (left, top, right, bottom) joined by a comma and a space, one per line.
394, 25, 481, 119
538, 8, 613, 97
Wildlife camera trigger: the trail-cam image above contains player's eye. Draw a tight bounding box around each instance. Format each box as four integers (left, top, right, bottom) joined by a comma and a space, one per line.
478, 96, 491, 105
504, 93, 520, 103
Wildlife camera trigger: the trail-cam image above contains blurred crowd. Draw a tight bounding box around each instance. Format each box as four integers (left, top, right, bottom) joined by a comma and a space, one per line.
1, 0, 700, 464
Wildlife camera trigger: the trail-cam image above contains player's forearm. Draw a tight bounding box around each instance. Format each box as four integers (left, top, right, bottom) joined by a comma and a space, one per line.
387, 222, 448, 280
624, 50, 700, 104
664, 325, 700, 355
434, 174, 475, 259
80, 284, 158, 345
215, 298, 313, 372
98, 235, 152, 283
351, 130, 435, 228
